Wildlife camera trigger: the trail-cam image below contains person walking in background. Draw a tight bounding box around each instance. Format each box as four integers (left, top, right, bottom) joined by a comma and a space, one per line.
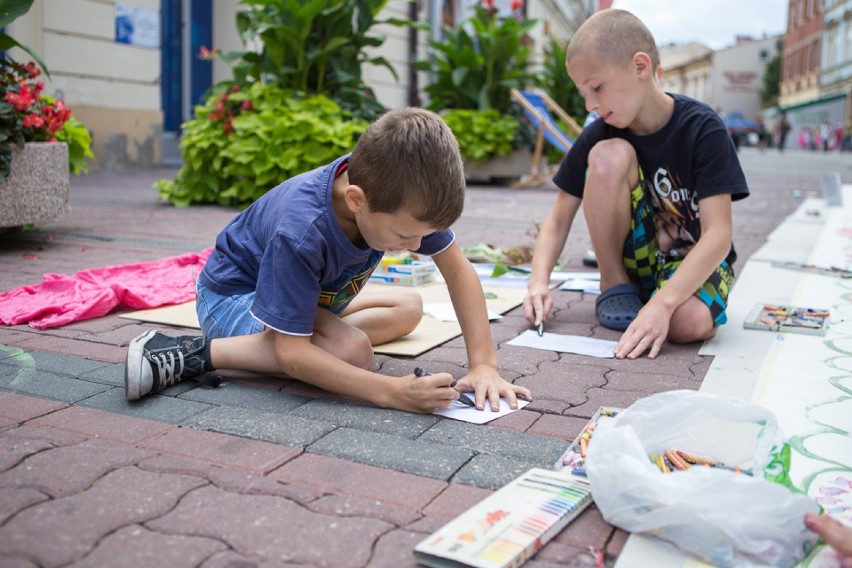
523, 9, 749, 360
777, 112, 791, 152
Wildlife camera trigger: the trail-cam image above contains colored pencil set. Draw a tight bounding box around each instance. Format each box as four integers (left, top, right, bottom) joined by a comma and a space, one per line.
744, 302, 830, 336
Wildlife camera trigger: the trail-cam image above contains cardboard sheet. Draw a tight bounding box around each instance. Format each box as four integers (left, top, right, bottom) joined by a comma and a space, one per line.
119, 282, 527, 357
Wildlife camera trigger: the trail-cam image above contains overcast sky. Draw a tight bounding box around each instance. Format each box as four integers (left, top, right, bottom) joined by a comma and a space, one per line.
609, 0, 789, 49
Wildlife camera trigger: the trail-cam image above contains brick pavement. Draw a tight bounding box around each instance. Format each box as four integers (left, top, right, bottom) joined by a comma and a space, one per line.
0, 149, 849, 567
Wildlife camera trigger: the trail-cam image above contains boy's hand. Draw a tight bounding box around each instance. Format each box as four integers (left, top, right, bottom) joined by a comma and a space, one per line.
615, 301, 671, 359
456, 365, 533, 412
523, 281, 554, 328
805, 512, 852, 565
393, 371, 465, 414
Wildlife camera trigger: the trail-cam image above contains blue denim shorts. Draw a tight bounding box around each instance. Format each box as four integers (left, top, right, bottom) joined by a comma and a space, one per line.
195, 280, 265, 339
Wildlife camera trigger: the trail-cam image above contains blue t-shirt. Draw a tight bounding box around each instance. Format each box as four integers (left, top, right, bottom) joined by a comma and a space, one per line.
554, 94, 749, 264
199, 155, 455, 335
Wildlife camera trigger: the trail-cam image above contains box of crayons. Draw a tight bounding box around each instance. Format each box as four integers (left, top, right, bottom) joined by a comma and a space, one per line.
743, 303, 830, 336
414, 468, 592, 568
370, 257, 437, 286
556, 406, 622, 479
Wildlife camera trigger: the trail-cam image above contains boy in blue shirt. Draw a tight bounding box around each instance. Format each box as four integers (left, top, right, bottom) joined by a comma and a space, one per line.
523, 9, 749, 360
127, 108, 531, 413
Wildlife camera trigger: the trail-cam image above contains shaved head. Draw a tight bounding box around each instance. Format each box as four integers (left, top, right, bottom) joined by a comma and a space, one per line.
567, 9, 659, 70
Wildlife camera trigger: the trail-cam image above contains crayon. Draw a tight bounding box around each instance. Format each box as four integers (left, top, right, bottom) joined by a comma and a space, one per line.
571, 467, 587, 477
665, 449, 690, 471
537, 322, 544, 337
676, 450, 723, 467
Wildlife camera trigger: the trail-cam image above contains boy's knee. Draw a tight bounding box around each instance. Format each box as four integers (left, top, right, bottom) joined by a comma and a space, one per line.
394, 291, 424, 336
668, 301, 716, 344
336, 328, 374, 369
587, 138, 636, 183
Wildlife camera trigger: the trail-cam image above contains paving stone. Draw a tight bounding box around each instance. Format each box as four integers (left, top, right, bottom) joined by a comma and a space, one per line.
308, 494, 421, 526
527, 413, 591, 443
30, 405, 175, 445
178, 380, 313, 412
568, 388, 649, 417
291, 398, 438, 438
369, 529, 423, 568
604, 370, 697, 393
405, 514, 451, 535
78, 387, 215, 423
73, 524, 228, 568
0, 435, 53, 473
0, 344, 26, 361
530, 541, 600, 567
514, 360, 608, 406
148, 484, 392, 568
0, 466, 206, 567
0, 391, 67, 421
419, 419, 568, 464
0, 371, 112, 404
307, 427, 473, 480
7, 350, 112, 378
184, 405, 335, 447
269, 453, 447, 510
3, 423, 87, 447
0, 487, 48, 524
140, 427, 300, 474
0, 438, 152, 498
420, 482, 493, 518
607, 528, 631, 557
14, 335, 127, 364
138, 454, 323, 504
451, 453, 544, 490
77, 362, 125, 387
552, 506, 613, 550
487, 407, 541, 432
200, 551, 287, 568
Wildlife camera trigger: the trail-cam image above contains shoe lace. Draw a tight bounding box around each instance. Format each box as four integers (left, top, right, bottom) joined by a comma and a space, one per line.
151, 349, 185, 388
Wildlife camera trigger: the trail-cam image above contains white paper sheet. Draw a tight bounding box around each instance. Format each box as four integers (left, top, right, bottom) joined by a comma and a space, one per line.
433, 397, 530, 424
559, 278, 601, 294
507, 330, 616, 358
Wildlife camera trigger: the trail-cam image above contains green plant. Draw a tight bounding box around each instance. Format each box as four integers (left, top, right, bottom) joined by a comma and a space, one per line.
215, 0, 406, 121
535, 36, 585, 123
416, 4, 537, 114
156, 82, 367, 207
442, 109, 518, 162
0, 0, 93, 179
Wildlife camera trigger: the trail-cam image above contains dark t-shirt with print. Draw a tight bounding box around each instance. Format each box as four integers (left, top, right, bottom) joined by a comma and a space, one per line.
553, 93, 749, 265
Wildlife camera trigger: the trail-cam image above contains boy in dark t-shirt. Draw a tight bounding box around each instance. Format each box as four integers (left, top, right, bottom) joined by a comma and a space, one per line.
126, 108, 531, 413
523, 9, 748, 360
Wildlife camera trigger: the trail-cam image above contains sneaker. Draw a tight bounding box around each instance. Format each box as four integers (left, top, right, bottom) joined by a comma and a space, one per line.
125, 330, 213, 401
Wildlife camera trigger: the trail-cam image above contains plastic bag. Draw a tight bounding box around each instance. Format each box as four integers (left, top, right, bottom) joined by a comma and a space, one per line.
585, 390, 819, 567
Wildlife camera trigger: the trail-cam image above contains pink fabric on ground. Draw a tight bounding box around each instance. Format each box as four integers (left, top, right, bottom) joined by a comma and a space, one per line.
0, 248, 212, 329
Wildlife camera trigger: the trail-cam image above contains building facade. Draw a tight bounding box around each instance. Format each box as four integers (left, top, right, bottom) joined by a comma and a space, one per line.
5, 0, 608, 171
660, 37, 780, 123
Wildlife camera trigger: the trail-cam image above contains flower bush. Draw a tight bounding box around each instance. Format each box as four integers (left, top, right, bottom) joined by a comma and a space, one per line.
156, 82, 367, 207
0, 0, 93, 181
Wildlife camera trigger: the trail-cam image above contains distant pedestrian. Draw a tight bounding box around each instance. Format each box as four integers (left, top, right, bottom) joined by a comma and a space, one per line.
777, 113, 791, 152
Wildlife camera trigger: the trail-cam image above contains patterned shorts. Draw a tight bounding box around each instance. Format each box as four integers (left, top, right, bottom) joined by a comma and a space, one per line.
622, 181, 734, 328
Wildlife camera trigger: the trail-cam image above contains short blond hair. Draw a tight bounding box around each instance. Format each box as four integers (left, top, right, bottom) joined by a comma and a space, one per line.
567, 9, 659, 70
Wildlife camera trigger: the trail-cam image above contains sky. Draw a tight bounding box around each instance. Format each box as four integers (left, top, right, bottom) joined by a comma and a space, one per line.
610, 0, 788, 50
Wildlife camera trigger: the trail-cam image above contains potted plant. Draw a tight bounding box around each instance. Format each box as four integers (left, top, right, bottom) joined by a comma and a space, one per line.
415, 0, 538, 180
0, 0, 94, 229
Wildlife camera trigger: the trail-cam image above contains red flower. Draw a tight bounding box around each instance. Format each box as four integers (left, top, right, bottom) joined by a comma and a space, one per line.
198, 45, 218, 60
510, 0, 524, 11
482, 0, 494, 6
23, 113, 44, 128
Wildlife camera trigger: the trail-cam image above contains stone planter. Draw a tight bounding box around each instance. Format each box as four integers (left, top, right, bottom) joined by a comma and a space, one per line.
463, 147, 534, 184
0, 142, 70, 229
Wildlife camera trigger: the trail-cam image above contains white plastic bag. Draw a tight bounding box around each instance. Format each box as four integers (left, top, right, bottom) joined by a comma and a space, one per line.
585, 390, 819, 568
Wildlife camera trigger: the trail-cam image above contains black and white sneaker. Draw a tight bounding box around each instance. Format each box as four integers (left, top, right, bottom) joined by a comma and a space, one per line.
125, 330, 215, 401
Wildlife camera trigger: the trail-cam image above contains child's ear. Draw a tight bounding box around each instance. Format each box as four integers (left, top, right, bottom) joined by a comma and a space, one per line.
632, 51, 654, 79
344, 184, 369, 212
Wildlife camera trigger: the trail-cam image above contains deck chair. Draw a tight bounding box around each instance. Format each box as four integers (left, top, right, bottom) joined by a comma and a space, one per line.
510, 88, 583, 188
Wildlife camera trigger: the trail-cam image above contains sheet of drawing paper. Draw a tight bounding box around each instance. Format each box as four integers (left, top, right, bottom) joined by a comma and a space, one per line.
507, 330, 616, 358
433, 397, 530, 424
